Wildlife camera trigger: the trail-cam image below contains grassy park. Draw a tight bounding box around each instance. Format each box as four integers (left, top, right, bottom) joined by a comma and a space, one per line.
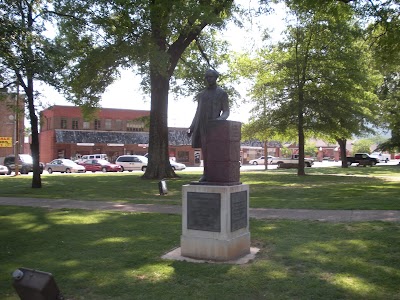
1, 165, 400, 299
0, 165, 400, 209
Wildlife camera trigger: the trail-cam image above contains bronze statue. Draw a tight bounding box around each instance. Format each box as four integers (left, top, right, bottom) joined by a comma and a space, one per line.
188, 69, 230, 181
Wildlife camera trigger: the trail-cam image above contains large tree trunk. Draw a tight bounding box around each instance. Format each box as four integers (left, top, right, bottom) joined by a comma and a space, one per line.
142, 69, 177, 179
336, 138, 348, 168
26, 77, 42, 188
18, 2, 41, 188
297, 123, 305, 175
297, 93, 305, 176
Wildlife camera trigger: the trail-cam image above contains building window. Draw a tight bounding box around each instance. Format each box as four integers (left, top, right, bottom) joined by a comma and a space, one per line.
126, 120, 144, 132
105, 119, 112, 130
58, 149, 65, 158
61, 118, 67, 129
94, 119, 101, 130
72, 119, 79, 130
115, 120, 123, 131
83, 121, 90, 129
177, 151, 189, 162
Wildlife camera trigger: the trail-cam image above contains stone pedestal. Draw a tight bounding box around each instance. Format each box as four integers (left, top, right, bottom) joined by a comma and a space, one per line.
181, 184, 250, 261
203, 120, 241, 184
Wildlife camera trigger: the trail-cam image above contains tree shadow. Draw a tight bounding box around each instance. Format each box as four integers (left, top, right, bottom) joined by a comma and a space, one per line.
1, 207, 399, 299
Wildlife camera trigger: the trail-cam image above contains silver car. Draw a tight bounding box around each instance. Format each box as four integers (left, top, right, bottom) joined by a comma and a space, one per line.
45, 159, 86, 174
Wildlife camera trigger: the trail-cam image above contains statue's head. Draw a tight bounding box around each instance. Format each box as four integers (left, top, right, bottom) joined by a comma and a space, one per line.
205, 69, 219, 79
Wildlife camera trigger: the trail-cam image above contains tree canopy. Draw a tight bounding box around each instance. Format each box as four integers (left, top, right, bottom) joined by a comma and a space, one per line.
351, 0, 400, 150
0, 0, 63, 187
232, 1, 381, 173
52, 0, 238, 179
1, 0, 398, 184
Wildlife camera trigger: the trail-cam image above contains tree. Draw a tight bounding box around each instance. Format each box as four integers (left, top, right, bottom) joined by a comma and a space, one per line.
242, 118, 276, 170
371, 21, 400, 151
52, 0, 238, 179
304, 141, 316, 157
231, 49, 297, 170
351, 0, 400, 151
352, 139, 374, 154
236, 1, 381, 173
0, 0, 59, 188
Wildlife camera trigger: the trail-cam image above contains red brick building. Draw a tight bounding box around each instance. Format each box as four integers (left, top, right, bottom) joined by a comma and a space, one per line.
39, 105, 196, 165
0, 91, 25, 158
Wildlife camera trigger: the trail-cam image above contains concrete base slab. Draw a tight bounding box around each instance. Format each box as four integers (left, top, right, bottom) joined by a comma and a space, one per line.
181, 232, 251, 261
162, 247, 260, 265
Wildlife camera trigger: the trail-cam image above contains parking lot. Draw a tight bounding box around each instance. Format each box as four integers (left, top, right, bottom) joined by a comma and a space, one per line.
2, 159, 399, 176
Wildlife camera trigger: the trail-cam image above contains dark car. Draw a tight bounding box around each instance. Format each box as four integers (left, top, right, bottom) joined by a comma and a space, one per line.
78, 159, 122, 173
3, 154, 44, 175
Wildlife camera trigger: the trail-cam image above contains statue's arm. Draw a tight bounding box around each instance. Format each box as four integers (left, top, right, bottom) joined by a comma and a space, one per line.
217, 91, 230, 120
188, 96, 201, 135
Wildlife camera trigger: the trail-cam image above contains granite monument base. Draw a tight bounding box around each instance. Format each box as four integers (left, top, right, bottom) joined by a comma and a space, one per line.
181, 184, 250, 261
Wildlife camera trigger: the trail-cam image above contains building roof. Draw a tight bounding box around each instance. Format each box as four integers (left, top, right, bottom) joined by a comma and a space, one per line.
55, 128, 192, 146
42, 105, 150, 120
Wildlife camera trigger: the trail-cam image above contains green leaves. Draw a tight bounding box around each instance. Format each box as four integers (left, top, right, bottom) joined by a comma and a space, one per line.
235, 1, 382, 142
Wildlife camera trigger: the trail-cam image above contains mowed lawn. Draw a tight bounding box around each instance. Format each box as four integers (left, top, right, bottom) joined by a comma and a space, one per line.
0, 165, 399, 299
1, 206, 400, 300
0, 164, 399, 209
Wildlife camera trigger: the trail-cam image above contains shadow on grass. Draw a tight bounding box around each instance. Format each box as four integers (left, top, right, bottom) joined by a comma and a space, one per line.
0, 173, 200, 204
1, 168, 400, 210
1, 207, 399, 299
243, 172, 400, 210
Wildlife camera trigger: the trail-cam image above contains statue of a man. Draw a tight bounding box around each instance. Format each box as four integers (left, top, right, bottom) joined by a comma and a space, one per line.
188, 69, 230, 182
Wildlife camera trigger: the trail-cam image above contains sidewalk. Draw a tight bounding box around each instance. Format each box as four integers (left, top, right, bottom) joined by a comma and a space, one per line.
1, 197, 400, 222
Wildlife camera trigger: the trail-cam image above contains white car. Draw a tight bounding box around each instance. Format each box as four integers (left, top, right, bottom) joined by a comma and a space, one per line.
249, 156, 275, 165
115, 155, 148, 171
45, 159, 86, 174
170, 160, 186, 171
0, 164, 8, 175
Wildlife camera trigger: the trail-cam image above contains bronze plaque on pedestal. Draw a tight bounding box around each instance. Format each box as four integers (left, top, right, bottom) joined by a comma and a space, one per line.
187, 192, 221, 232
231, 191, 248, 232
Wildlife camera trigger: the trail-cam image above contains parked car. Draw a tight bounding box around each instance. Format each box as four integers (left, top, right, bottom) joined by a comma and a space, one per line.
170, 160, 186, 171
45, 159, 86, 174
346, 153, 379, 166
275, 154, 314, 167
75, 154, 108, 163
0, 164, 8, 175
370, 152, 390, 163
78, 159, 122, 173
249, 156, 275, 165
115, 155, 148, 172
3, 154, 44, 175
395, 154, 400, 159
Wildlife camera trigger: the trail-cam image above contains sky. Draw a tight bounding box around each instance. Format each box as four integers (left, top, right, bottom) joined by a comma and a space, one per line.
37, 1, 286, 128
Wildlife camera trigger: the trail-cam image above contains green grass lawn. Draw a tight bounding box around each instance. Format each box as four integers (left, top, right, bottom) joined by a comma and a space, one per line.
1, 206, 399, 300
0, 165, 399, 210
